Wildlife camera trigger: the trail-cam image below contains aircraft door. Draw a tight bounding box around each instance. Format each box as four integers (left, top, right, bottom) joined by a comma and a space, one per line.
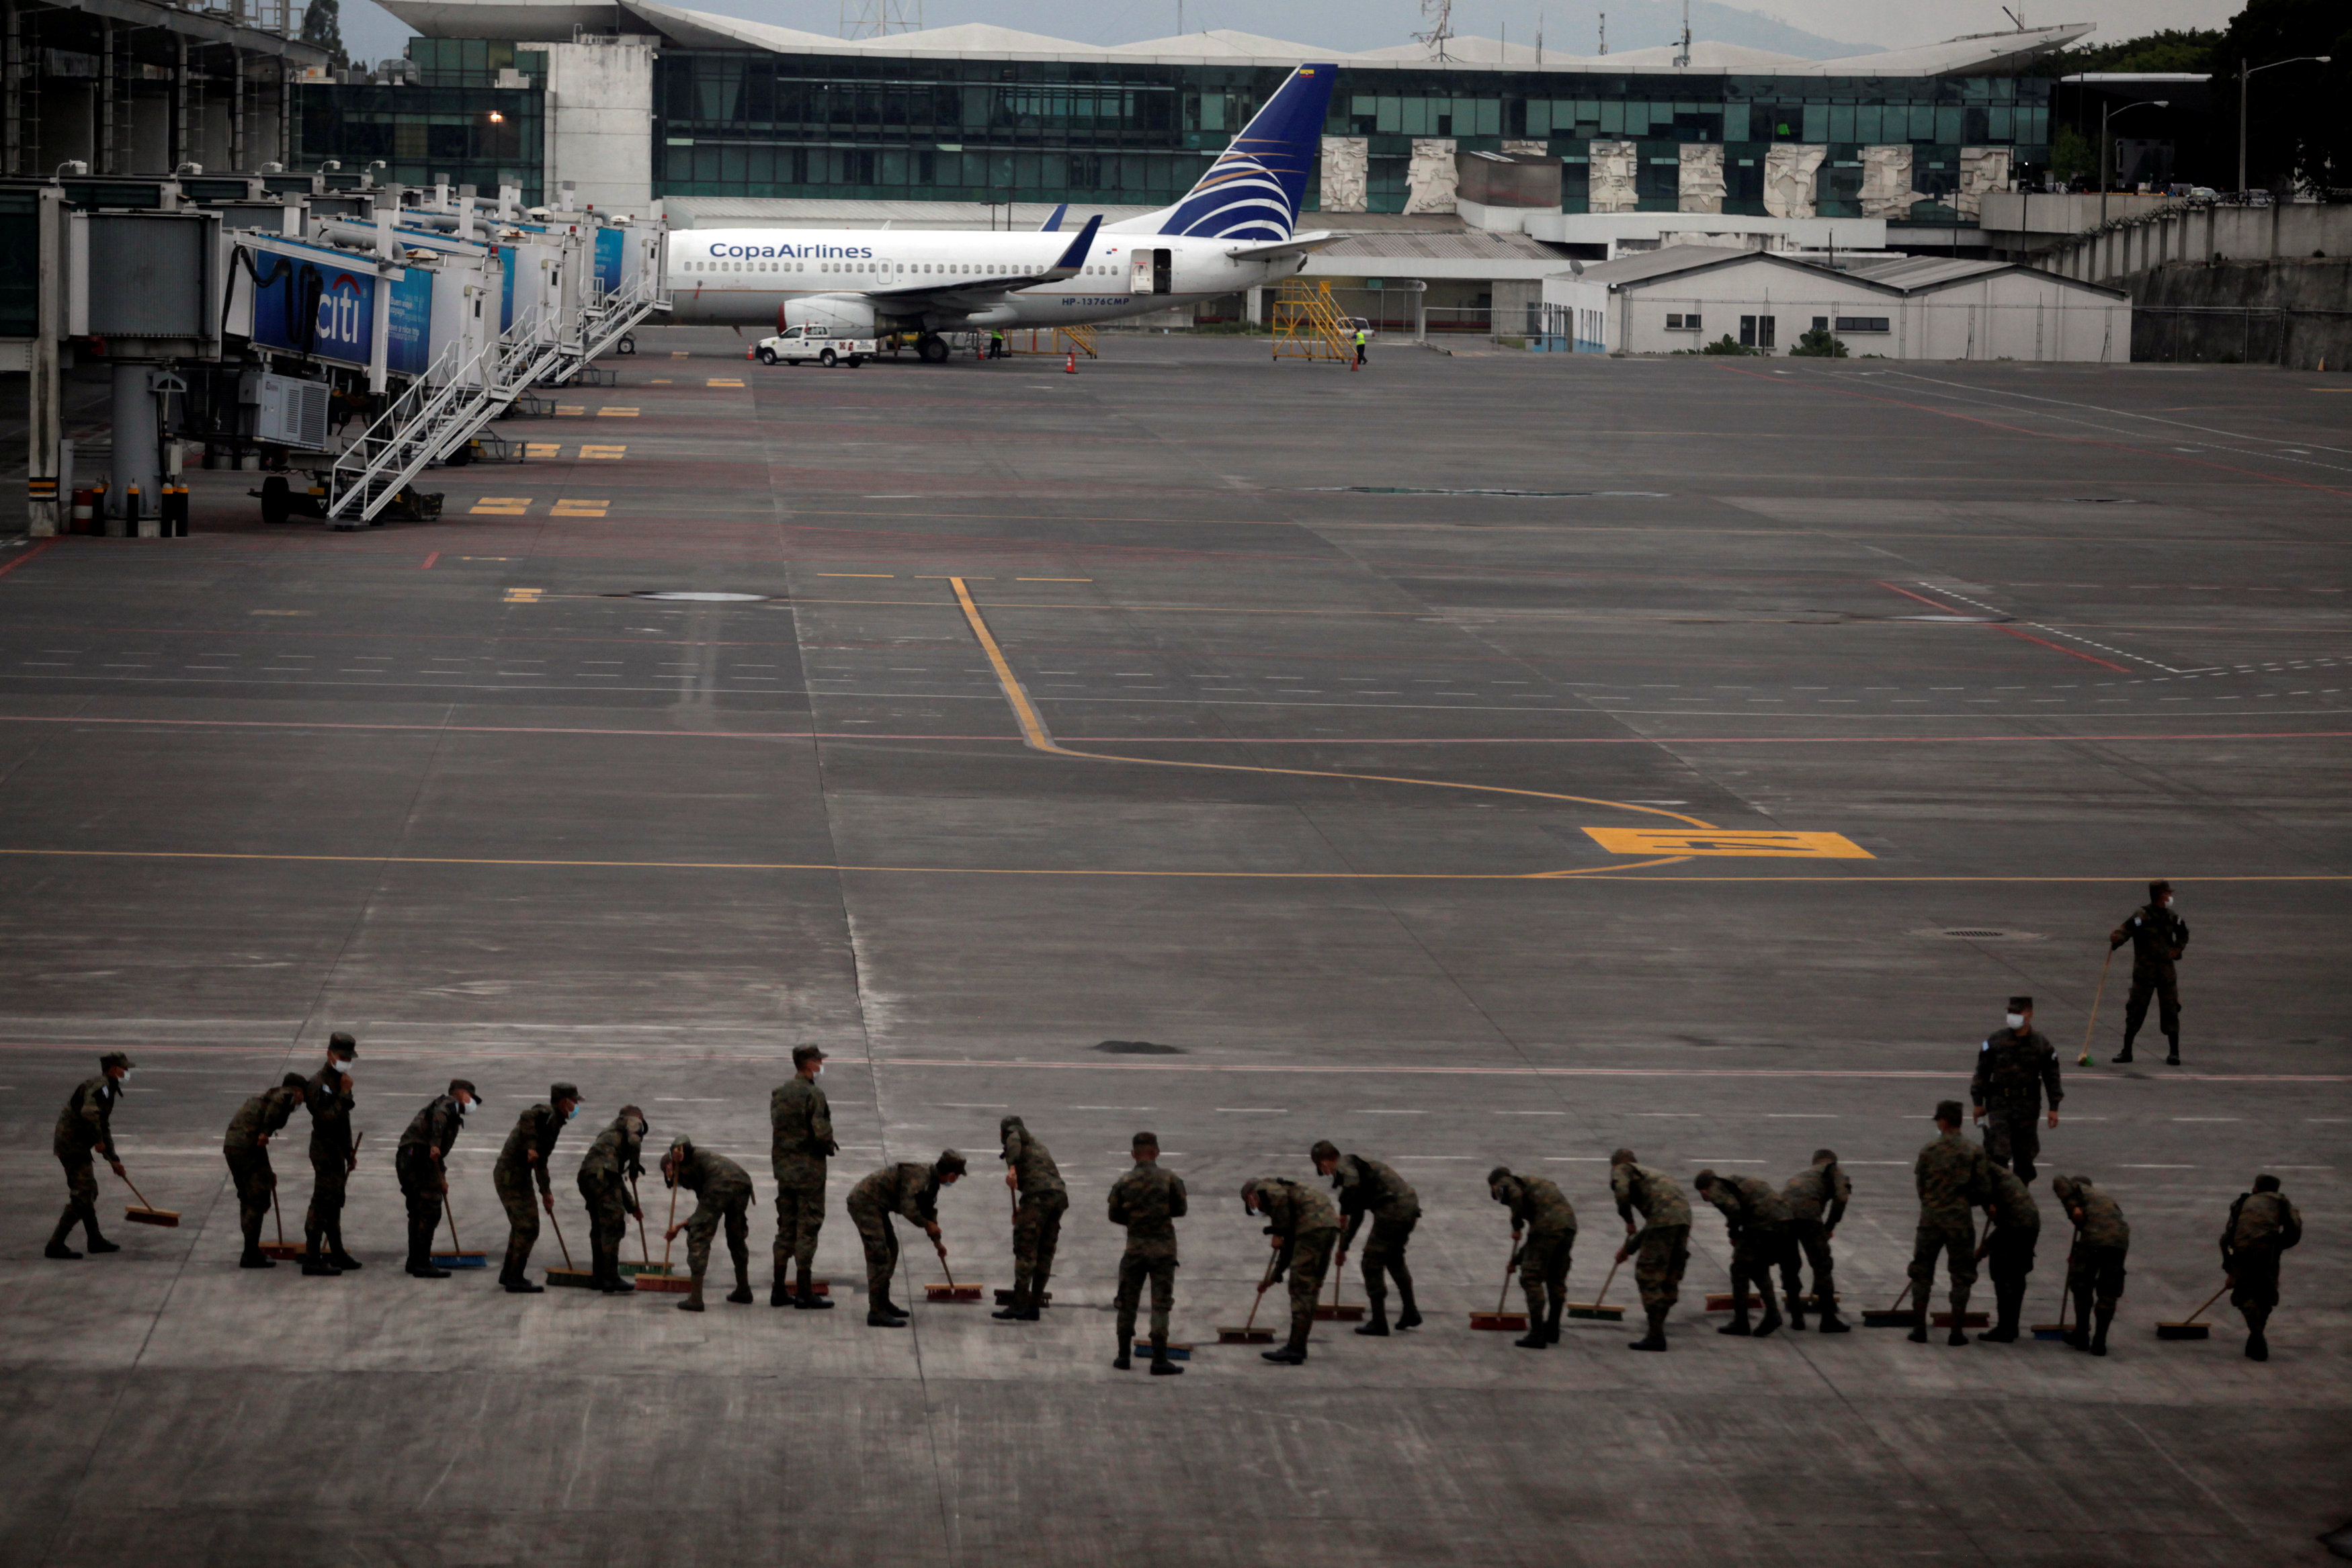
1131, 248, 1172, 295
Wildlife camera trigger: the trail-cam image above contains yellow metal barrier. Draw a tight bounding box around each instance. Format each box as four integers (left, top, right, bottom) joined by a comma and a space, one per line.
1270, 279, 1353, 363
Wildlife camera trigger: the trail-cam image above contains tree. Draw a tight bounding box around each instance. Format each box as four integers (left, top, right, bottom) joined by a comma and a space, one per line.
2031, 28, 2221, 77
2212, 0, 2352, 191
2050, 125, 2096, 184
300, 0, 349, 73
1788, 326, 1848, 357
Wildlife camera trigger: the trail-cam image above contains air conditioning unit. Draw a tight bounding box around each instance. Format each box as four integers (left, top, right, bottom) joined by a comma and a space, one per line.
240, 371, 331, 449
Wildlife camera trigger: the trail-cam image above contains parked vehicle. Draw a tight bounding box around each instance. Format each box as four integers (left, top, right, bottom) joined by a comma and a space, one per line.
752, 325, 876, 367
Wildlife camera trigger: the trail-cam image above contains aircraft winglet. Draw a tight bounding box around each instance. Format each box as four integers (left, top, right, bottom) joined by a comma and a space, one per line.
1047, 214, 1103, 276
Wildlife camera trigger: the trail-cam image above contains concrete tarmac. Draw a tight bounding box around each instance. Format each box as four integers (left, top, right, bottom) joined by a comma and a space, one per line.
1, 332, 2347, 1566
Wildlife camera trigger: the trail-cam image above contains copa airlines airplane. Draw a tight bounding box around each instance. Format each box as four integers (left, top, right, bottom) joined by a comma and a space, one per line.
662, 62, 1339, 362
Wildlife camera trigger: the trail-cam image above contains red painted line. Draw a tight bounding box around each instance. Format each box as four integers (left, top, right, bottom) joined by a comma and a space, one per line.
1992, 623, 2132, 672
1878, 580, 1966, 612
0, 537, 60, 580
421, 552, 439, 570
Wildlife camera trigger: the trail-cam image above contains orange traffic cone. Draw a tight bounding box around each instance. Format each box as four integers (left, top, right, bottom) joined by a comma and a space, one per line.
1064, 350, 1077, 374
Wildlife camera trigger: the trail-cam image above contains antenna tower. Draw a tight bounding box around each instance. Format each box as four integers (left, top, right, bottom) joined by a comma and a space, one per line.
841, 0, 920, 38
1673, 0, 1690, 66
1415, 0, 1454, 60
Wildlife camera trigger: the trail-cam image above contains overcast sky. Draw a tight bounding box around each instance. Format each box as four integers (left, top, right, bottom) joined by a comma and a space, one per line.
336, 0, 2244, 75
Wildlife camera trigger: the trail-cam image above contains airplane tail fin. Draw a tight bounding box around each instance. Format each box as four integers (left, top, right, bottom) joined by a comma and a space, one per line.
1124, 64, 1336, 241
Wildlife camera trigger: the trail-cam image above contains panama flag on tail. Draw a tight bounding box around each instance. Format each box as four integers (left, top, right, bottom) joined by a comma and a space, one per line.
1108, 64, 1337, 241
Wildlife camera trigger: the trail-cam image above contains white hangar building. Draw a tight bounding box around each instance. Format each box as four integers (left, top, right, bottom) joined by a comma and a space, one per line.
1540, 244, 2131, 359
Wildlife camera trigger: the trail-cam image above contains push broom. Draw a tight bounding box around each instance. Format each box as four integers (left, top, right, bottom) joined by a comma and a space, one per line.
1312, 1252, 1365, 1322
430, 1196, 487, 1269
119, 1166, 179, 1228
546, 1203, 596, 1289
634, 1180, 691, 1293
1469, 1245, 1527, 1332
1217, 1251, 1283, 1344
1931, 1217, 1992, 1328
261, 1184, 306, 1261
2032, 1281, 2072, 1342
2077, 949, 2115, 1066
2156, 1280, 2232, 1341
1568, 1257, 1626, 1321
925, 1237, 981, 1303
622, 1174, 671, 1277
1861, 1280, 1918, 1329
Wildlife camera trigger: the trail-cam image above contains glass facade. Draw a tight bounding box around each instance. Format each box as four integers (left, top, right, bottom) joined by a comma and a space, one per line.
294, 43, 549, 201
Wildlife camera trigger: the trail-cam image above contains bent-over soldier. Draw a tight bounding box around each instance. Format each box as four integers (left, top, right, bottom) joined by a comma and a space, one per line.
48, 1053, 132, 1260
994, 1115, 1066, 1321
1909, 1099, 1994, 1346
1976, 1164, 2040, 1342
494, 1084, 581, 1294
1241, 1176, 1341, 1366
1779, 1149, 1851, 1332
1971, 996, 2062, 1180
1314, 1140, 1423, 1335
661, 1134, 755, 1313
1694, 1168, 1793, 1338
577, 1105, 647, 1295
2052, 1172, 2129, 1356
2222, 1174, 2302, 1362
396, 1080, 477, 1278
2111, 879, 2189, 1065
1109, 1131, 1187, 1374
1488, 1167, 1576, 1348
224, 1074, 308, 1270
845, 1151, 965, 1326
769, 1045, 837, 1309
1611, 1149, 1692, 1353
300, 1035, 361, 1276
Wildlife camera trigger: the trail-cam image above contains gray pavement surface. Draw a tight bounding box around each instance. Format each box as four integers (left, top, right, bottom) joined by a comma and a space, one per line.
1, 333, 2347, 1567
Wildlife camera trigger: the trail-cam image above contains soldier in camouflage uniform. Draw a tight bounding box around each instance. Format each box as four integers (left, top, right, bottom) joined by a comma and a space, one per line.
1611, 1149, 1691, 1352
1976, 1163, 2040, 1342
224, 1074, 309, 1270
48, 1053, 132, 1260
300, 1035, 361, 1276
1970, 996, 2064, 1181
2050, 1172, 2128, 1356
1241, 1176, 1341, 1365
769, 1045, 837, 1309
845, 1151, 966, 1326
2111, 879, 2189, 1065
1909, 1100, 1994, 1345
1109, 1131, 1187, 1375
493, 1084, 581, 1294
576, 1105, 647, 1295
1778, 1149, 1851, 1332
2221, 1174, 2302, 1362
1313, 1139, 1423, 1336
1694, 1169, 1792, 1338
396, 1080, 477, 1278
660, 1134, 756, 1313
993, 1115, 1067, 1322
1488, 1167, 1576, 1348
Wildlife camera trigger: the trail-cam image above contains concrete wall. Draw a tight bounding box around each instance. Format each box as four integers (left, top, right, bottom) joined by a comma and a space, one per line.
544, 38, 657, 214
2013, 199, 2352, 284
2128, 257, 2352, 369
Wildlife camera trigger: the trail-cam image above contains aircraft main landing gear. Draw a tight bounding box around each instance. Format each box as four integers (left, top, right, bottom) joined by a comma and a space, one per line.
917, 335, 951, 364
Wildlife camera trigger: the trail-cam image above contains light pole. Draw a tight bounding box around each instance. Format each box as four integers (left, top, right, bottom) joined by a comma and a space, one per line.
2099, 97, 2166, 228
2238, 55, 2330, 195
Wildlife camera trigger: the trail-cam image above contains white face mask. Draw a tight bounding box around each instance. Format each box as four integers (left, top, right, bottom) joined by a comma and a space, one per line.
566, 1105, 578, 1121
335, 1059, 354, 1078
457, 1097, 472, 1115
2005, 1012, 2025, 1031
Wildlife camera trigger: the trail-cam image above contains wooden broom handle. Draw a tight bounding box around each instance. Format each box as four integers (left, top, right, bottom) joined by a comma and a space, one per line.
1592, 1256, 1621, 1307
1496, 1244, 1522, 1314
1241, 1249, 1280, 1334
2182, 1280, 2230, 1326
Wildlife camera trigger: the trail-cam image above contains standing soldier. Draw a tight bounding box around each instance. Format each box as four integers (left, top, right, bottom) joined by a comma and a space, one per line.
300, 1034, 362, 1276
2111, 879, 2189, 1064
493, 1084, 581, 1294
994, 1115, 1066, 1323
1976, 1163, 2041, 1342
2221, 1174, 2302, 1362
1693, 1169, 1793, 1338
1312, 1140, 1423, 1335
769, 1045, 837, 1310
1109, 1131, 1187, 1374
659, 1134, 756, 1313
1970, 996, 2062, 1180
1611, 1149, 1692, 1353
1241, 1176, 1341, 1366
1909, 1100, 1994, 1346
2051, 1172, 2130, 1356
1486, 1166, 1577, 1349
48, 1053, 132, 1260
224, 1074, 309, 1270
396, 1080, 478, 1279
1778, 1149, 1851, 1332
845, 1151, 966, 1327
577, 1104, 648, 1295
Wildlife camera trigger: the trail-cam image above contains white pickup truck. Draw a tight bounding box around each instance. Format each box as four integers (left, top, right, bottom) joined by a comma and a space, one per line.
752, 326, 877, 367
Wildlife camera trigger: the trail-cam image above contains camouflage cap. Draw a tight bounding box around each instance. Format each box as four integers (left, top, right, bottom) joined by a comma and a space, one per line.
2007, 996, 2032, 1012
935, 1148, 967, 1176
2253, 1174, 2281, 1192
281, 1072, 309, 1090
791, 1043, 826, 1067
615, 1104, 646, 1126
1239, 1178, 1265, 1204
1814, 1148, 1839, 1164
550, 1082, 581, 1104
1693, 1168, 1718, 1188
1131, 1131, 1159, 1149
1309, 1139, 1341, 1163
999, 1114, 1025, 1139
2050, 1174, 2082, 1202
1486, 1165, 1513, 1188
1935, 1099, 1965, 1124
100, 1051, 135, 1072
2149, 879, 2173, 898
328, 1032, 358, 1057
1609, 1147, 1638, 1165
448, 1079, 479, 1100
667, 1134, 695, 1158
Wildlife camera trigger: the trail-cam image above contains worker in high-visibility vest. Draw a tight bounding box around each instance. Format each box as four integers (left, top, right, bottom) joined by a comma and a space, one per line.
1353, 326, 1368, 369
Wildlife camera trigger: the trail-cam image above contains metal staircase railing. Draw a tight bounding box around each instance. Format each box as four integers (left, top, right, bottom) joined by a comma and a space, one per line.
325, 304, 552, 526
543, 269, 667, 386
1270, 279, 1353, 362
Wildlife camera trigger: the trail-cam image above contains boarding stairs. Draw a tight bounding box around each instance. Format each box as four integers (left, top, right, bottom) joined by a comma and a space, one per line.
1007, 324, 1098, 358
1269, 279, 1353, 363
543, 270, 669, 387
324, 304, 559, 527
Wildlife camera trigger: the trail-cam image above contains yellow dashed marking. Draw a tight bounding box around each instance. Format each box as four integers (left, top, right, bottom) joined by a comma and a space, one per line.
555, 405, 585, 416
551, 499, 609, 517
706, 378, 746, 388
525, 443, 560, 458
579, 445, 627, 460
1581, 828, 1872, 859
470, 498, 532, 515
597, 407, 640, 417
503, 587, 544, 603
650, 378, 673, 384
670, 350, 690, 359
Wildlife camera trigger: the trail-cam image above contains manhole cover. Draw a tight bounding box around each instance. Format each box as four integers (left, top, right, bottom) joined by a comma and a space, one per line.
1093, 1040, 1184, 1055
628, 591, 771, 602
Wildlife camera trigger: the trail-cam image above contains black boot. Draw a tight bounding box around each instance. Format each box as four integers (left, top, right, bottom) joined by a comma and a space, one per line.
1513, 1303, 1547, 1348
725, 1259, 753, 1305
796, 1267, 835, 1310
1947, 1291, 1972, 1346
1628, 1306, 1668, 1352
1357, 1302, 1392, 1337
867, 1309, 907, 1327
1395, 1280, 1423, 1332
1544, 1299, 1565, 1345
1908, 1315, 1929, 1344
505, 1273, 544, 1294
2113, 1027, 2137, 1065
2244, 1308, 2269, 1361
993, 1284, 1030, 1321
1755, 1284, 1783, 1339
677, 1278, 706, 1313
2164, 1032, 2181, 1067
82, 1218, 119, 1255
1031, 1267, 1052, 1311
1113, 1336, 1132, 1370
1150, 1334, 1184, 1375
771, 1256, 792, 1307
1720, 1278, 1754, 1336
303, 1254, 343, 1277
326, 1221, 362, 1271
47, 1211, 82, 1260
2091, 1306, 2112, 1356
1261, 1327, 1309, 1364
1787, 1292, 1807, 1332
241, 1246, 275, 1269
1982, 1282, 2020, 1342
1816, 1301, 1850, 1334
